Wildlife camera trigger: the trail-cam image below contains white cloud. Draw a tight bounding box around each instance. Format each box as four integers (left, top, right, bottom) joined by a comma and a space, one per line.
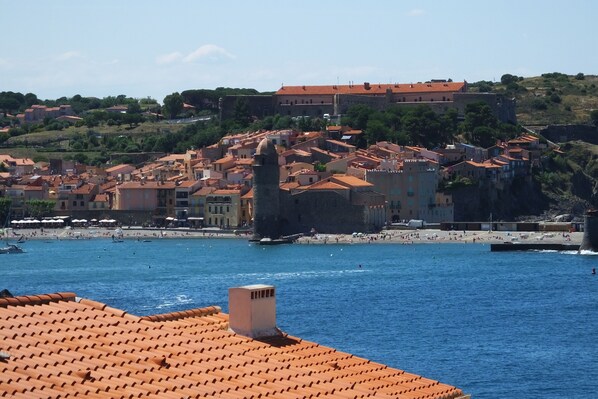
156, 52, 183, 65
155, 45, 235, 65
182, 44, 235, 63
407, 9, 425, 17
54, 51, 82, 62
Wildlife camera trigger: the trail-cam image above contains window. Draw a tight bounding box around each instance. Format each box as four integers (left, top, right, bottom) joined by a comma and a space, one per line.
72, 201, 76, 206
80, 201, 84, 206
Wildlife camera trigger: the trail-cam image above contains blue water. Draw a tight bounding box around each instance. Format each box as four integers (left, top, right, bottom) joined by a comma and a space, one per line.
4, 239, 598, 398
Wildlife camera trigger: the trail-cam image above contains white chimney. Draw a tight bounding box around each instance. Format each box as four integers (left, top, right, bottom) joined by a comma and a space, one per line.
228, 284, 281, 339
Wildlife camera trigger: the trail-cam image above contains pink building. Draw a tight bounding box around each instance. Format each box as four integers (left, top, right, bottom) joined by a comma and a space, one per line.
17, 105, 75, 124
115, 181, 176, 214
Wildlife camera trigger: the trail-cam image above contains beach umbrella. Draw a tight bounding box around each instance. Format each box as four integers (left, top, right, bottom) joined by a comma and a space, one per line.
71, 219, 79, 223
79, 219, 87, 223
10, 220, 18, 224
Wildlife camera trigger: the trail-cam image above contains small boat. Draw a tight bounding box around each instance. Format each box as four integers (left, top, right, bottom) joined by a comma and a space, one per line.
0, 244, 24, 254
257, 237, 294, 245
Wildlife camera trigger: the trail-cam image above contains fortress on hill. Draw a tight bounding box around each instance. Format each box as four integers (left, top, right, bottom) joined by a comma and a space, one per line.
222, 80, 516, 123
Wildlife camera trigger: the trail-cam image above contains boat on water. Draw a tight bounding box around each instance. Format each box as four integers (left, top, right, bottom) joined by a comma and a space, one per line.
257, 237, 294, 245
0, 244, 24, 254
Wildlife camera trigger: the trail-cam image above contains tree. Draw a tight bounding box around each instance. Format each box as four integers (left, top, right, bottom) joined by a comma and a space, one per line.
469, 126, 496, 148
401, 105, 445, 148
590, 110, 598, 126
462, 102, 497, 133
500, 74, 518, 85
365, 119, 390, 145
0, 197, 11, 224
162, 92, 184, 119
127, 102, 142, 114
25, 200, 55, 219
233, 97, 251, 127
0, 96, 21, 114
24, 92, 39, 107
123, 113, 143, 128
73, 153, 89, 164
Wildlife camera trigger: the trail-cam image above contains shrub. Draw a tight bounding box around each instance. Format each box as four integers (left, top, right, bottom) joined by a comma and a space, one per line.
532, 99, 548, 110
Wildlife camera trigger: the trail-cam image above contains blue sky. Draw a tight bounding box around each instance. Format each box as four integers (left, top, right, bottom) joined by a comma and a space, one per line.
1, 0, 596, 102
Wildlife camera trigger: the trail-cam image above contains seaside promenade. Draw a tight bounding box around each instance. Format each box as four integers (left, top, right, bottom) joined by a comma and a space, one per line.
1, 226, 583, 246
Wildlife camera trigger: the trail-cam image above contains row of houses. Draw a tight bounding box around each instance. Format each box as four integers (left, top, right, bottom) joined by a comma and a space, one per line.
15, 104, 78, 125
1, 126, 544, 230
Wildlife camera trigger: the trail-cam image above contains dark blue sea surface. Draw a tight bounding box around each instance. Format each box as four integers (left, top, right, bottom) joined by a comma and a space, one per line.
4, 238, 598, 398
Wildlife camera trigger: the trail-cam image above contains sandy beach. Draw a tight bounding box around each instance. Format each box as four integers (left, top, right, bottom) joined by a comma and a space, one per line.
1, 226, 583, 246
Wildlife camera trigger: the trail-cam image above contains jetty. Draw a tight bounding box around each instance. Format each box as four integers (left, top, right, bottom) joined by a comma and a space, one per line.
490, 243, 579, 252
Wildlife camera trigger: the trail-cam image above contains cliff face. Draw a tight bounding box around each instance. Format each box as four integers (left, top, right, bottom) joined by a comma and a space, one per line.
448, 169, 597, 222
446, 138, 598, 222
448, 177, 550, 222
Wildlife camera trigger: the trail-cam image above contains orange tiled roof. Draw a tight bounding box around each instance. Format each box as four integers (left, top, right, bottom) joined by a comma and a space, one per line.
277, 81, 466, 96
71, 183, 96, 195
91, 193, 109, 202
177, 180, 198, 188
0, 292, 464, 399
331, 174, 374, 188
241, 188, 254, 199
105, 164, 134, 173
305, 180, 349, 191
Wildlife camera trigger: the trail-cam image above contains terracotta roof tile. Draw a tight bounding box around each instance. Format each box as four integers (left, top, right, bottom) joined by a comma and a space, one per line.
0, 292, 464, 398
277, 82, 466, 96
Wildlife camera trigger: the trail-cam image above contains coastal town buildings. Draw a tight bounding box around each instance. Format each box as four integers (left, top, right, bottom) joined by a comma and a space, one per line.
1, 121, 543, 230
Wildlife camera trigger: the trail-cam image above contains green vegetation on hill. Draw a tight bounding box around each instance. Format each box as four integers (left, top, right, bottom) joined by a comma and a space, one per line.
470, 72, 598, 125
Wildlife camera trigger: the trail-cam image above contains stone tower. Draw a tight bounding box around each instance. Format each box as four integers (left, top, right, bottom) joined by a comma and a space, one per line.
579, 209, 598, 252
252, 138, 280, 240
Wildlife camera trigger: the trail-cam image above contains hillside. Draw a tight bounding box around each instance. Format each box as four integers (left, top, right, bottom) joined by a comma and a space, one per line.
470, 72, 598, 125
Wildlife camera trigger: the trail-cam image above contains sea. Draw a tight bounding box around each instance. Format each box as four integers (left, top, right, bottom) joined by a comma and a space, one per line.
4, 238, 598, 398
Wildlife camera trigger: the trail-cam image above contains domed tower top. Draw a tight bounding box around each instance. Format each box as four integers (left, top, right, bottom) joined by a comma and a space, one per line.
255, 138, 278, 165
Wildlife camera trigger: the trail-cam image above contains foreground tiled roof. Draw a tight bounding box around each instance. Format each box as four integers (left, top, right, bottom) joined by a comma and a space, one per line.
0, 293, 465, 399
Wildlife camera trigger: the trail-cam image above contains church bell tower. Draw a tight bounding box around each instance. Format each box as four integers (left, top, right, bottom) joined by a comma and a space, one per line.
252, 138, 280, 240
